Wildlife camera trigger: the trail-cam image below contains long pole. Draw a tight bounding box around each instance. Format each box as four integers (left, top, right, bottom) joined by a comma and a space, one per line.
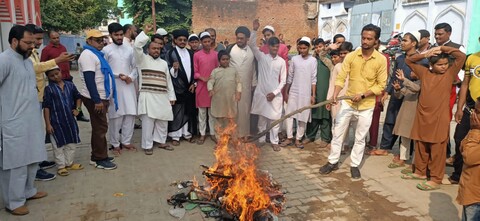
152, 0, 156, 29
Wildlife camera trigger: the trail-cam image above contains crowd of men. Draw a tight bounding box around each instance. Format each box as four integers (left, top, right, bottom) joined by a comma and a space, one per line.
0, 19, 479, 220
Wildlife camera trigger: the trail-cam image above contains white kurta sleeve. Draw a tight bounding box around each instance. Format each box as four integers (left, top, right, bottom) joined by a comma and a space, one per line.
133, 31, 149, 66
273, 61, 287, 96
166, 65, 176, 101
311, 58, 317, 84
128, 51, 138, 80
287, 58, 294, 84
248, 31, 265, 62
170, 67, 178, 78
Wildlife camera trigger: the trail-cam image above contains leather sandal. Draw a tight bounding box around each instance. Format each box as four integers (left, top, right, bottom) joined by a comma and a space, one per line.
57, 168, 70, 176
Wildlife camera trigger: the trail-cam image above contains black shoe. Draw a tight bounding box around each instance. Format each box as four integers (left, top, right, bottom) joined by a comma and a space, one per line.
350, 167, 361, 179
39, 161, 56, 170
134, 124, 142, 129
35, 169, 56, 181
77, 115, 90, 122
94, 160, 117, 170
319, 162, 338, 174
89, 157, 115, 166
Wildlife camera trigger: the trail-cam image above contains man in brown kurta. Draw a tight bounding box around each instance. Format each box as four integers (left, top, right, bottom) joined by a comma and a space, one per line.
405, 46, 466, 189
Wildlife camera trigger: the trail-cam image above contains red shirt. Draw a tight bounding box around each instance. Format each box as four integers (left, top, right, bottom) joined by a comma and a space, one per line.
41, 43, 71, 80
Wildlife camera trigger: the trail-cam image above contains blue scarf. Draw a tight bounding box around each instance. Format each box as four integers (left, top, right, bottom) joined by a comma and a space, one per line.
83, 45, 118, 111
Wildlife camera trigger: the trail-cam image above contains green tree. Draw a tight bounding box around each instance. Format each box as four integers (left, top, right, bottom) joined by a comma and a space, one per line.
122, 0, 192, 32
41, 0, 118, 33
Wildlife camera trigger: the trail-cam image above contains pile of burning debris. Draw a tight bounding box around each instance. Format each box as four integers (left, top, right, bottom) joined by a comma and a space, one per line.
167, 124, 286, 221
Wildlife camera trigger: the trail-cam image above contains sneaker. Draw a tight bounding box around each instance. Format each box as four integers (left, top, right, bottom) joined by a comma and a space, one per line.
93, 160, 117, 170
35, 169, 56, 181
89, 157, 115, 166
350, 167, 361, 179
319, 162, 338, 174
39, 161, 56, 170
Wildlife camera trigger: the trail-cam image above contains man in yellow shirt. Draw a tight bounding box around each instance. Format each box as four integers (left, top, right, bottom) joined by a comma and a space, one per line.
320, 24, 388, 179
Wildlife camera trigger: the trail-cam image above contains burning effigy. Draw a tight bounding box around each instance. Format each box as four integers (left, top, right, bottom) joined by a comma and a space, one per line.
167, 123, 286, 221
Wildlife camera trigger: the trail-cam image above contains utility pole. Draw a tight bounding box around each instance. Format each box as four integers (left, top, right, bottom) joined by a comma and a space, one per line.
152, 0, 156, 29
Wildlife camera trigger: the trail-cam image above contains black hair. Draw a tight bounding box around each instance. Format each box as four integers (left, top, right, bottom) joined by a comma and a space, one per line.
361, 24, 381, 40
419, 29, 430, 38
217, 50, 230, 61
339, 41, 353, 52
333, 34, 345, 43
8, 25, 31, 44
434, 23, 452, 33
123, 24, 132, 33
403, 33, 419, 49
313, 38, 325, 46
108, 22, 123, 34
25, 24, 43, 34
429, 53, 452, 65
330, 50, 340, 57
235, 26, 251, 38
48, 30, 58, 37
268, 37, 280, 46
151, 34, 164, 43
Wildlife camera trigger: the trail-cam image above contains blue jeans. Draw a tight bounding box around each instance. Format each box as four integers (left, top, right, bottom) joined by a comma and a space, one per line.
462, 203, 480, 221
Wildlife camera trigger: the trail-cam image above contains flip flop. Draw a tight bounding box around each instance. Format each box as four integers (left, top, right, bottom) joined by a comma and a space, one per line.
388, 162, 405, 168
295, 142, 304, 149
172, 140, 180, 146
197, 136, 206, 145
416, 181, 440, 191
111, 146, 121, 156
57, 168, 70, 176
401, 167, 413, 174
66, 163, 84, 170
367, 149, 388, 156
158, 144, 174, 151
401, 173, 426, 180
280, 139, 294, 147
272, 144, 281, 152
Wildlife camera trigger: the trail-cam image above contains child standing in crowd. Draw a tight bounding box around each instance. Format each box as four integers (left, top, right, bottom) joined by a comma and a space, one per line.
43, 66, 83, 176
208, 50, 242, 138
403, 46, 466, 190
456, 97, 480, 221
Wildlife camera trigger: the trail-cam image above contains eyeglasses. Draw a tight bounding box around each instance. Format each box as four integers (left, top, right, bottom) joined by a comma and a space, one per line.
20, 40, 35, 45
91, 38, 104, 44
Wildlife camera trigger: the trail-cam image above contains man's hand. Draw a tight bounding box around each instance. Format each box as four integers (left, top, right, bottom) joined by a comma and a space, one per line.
199, 76, 209, 82
94, 102, 104, 114
189, 84, 196, 93
266, 92, 275, 102
209, 91, 214, 97
455, 109, 464, 124
326, 104, 332, 111
119, 73, 127, 81
284, 94, 289, 103
328, 42, 341, 51
470, 111, 480, 130
125, 76, 133, 84
311, 96, 316, 105
351, 94, 363, 103
424, 47, 442, 58
55, 52, 75, 64
172, 62, 180, 72
235, 92, 241, 102
392, 80, 401, 91
253, 19, 260, 31
143, 23, 154, 33
396, 69, 405, 81
72, 109, 79, 116
46, 124, 54, 134
170, 100, 175, 105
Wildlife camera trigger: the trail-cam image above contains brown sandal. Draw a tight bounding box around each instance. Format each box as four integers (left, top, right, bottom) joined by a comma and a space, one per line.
171, 140, 180, 146
272, 144, 281, 152
197, 136, 206, 145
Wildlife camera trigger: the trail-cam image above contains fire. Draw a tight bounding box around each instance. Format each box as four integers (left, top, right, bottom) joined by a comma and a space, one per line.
204, 121, 279, 221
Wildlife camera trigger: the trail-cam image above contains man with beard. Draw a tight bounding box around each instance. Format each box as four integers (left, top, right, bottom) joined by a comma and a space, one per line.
103, 23, 138, 155
205, 28, 226, 52
0, 25, 48, 216
319, 24, 387, 179
123, 24, 138, 47
26, 24, 74, 181
166, 29, 197, 146
135, 24, 176, 155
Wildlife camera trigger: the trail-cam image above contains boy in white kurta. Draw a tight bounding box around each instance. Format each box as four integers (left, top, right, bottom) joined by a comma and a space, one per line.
249, 20, 287, 151
103, 23, 138, 154
134, 24, 176, 155
281, 37, 317, 149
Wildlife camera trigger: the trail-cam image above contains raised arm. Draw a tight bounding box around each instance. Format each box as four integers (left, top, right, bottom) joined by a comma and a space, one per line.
441, 46, 466, 75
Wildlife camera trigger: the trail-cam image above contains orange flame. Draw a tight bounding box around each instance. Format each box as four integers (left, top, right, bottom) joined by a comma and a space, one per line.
205, 120, 277, 221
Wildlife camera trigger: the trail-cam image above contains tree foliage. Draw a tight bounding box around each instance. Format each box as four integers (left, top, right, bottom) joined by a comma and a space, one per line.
40, 0, 118, 33
122, 0, 192, 32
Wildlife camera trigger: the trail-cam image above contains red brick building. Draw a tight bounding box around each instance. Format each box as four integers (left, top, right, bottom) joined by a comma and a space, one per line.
192, 0, 318, 49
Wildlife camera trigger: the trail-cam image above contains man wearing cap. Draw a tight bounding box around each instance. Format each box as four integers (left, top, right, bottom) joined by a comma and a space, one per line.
78, 29, 118, 170
280, 36, 317, 150
103, 23, 138, 155
260, 25, 289, 67
188, 34, 201, 52
194, 32, 219, 144
319, 24, 387, 179
166, 29, 198, 146
227, 26, 256, 137
205, 28, 226, 52
0, 25, 48, 216
250, 19, 287, 151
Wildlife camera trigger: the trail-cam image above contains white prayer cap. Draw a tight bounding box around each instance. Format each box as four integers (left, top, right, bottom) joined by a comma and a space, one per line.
199, 31, 211, 40
156, 28, 168, 36
299, 36, 311, 45
188, 34, 199, 42
262, 25, 275, 33
404, 31, 422, 43
46, 65, 60, 73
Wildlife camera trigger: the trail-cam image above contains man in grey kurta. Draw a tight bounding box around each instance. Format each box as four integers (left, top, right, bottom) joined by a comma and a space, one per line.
0, 25, 47, 215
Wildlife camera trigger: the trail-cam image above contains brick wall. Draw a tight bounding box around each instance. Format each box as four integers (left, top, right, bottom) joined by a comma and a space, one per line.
192, 0, 317, 50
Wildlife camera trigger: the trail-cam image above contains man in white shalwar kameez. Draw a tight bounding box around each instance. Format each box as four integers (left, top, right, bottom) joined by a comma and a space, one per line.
135, 24, 176, 155
104, 23, 138, 154
228, 26, 257, 137
0, 25, 48, 216
249, 20, 287, 151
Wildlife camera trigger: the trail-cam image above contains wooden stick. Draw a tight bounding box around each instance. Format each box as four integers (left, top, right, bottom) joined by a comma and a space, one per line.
244, 96, 353, 143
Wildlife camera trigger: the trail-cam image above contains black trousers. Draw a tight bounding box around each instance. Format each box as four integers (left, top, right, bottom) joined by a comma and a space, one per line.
450, 108, 470, 181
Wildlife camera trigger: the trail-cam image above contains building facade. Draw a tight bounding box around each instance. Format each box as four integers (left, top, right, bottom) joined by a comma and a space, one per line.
0, 0, 41, 51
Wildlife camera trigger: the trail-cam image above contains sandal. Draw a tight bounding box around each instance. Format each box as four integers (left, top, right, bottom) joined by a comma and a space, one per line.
295, 140, 304, 149
158, 143, 174, 151
210, 135, 217, 144
144, 149, 153, 155
416, 181, 440, 191
401, 173, 426, 180
111, 146, 122, 156
66, 163, 84, 170
367, 149, 388, 156
401, 167, 413, 174
272, 144, 281, 152
172, 140, 180, 146
57, 168, 70, 176
388, 162, 405, 169
280, 139, 293, 147
197, 136, 206, 145
121, 144, 137, 151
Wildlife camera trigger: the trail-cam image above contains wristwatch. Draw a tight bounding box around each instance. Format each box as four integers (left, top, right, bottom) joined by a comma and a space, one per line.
361, 94, 366, 99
